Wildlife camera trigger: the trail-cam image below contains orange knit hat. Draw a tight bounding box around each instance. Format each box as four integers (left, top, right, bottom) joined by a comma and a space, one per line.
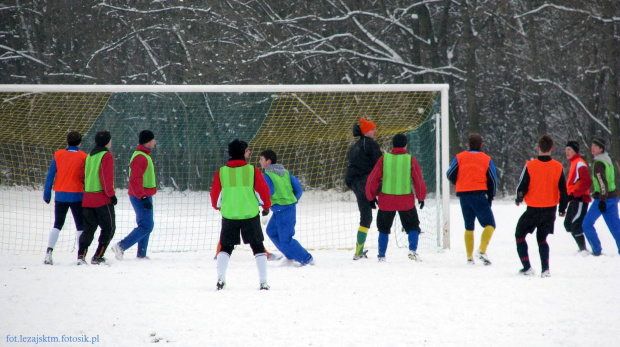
359, 117, 376, 135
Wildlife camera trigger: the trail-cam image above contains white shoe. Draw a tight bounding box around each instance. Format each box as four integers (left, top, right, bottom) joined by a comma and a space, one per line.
268, 252, 283, 261
44, 252, 53, 265
519, 267, 535, 276
578, 250, 590, 257
467, 258, 475, 265
541, 270, 551, 278
77, 257, 88, 266
111, 243, 124, 261
408, 250, 421, 262
475, 249, 492, 265
377, 256, 386, 262
260, 283, 270, 290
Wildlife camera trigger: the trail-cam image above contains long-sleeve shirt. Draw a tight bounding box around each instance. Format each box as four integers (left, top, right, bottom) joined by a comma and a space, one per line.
365, 147, 427, 211
210, 159, 272, 211
128, 144, 157, 199
446, 150, 497, 200
81, 147, 116, 208
566, 153, 592, 202
43, 146, 86, 203
515, 156, 568, 214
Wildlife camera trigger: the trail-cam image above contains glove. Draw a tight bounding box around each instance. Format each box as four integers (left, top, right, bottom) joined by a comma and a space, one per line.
369, 198, 377, 209
419, 200, 424, 209
141, 196, 153, 210
110, 195, 118, 206
261, 208, 270, 216
598, 200, 607, 213
44, 199, 50, 204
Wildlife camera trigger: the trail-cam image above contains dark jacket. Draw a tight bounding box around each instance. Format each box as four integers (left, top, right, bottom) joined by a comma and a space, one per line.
344, 135, 382, 192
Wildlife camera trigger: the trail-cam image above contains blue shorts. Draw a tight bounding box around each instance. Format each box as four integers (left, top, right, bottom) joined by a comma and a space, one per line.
459, 194, 495, 230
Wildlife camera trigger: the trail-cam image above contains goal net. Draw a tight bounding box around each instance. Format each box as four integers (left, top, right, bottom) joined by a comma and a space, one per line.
0, 84, 449, 254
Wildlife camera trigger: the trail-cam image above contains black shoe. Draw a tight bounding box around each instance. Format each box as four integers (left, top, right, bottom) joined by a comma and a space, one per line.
91, 256, 107, 265
216, 278, 226, 290
260, 283, 270, 290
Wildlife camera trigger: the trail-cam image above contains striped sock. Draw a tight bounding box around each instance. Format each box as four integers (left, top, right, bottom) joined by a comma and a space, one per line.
355, 226, 369, 256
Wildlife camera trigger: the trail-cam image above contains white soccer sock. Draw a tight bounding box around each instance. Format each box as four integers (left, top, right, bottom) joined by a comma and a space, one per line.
217, 252, 230, 280
47, 228, 61, 249
255, 253, 268, 284
76, 229, 83, 248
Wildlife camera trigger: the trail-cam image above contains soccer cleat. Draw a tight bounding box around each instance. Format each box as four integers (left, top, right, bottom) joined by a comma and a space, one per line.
90, 256, 108, 265
578, 250, 590, 257
136, 256, 151, 260
260, 283, 270, 290
268, 252, 283, 261
519, 267, 535, 276
77, 257, 88, 266
467, 258, 475, 265
111, 243, 124, 261
216, 278, 226, 290
475, 249, 492, 265
44, 252, 53, 265
377, 256, 386, 262
408, 250, 421, 262
541, 270, 551, 278
353, 250, 369, 260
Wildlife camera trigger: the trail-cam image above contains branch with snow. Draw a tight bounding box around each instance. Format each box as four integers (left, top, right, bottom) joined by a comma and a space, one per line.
527, 76, 610, 134
515, 4, 620, 23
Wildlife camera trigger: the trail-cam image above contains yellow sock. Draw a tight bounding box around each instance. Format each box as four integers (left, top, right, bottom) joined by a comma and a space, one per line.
464, 230, 474, 259
355, 226, 369, 255
479, 225, 495, 254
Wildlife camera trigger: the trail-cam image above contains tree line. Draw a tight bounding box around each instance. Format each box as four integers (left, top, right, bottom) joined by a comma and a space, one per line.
1, 0, 618, 194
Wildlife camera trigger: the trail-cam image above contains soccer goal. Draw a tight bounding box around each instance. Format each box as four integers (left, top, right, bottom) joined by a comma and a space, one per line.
0, 84, 450, 254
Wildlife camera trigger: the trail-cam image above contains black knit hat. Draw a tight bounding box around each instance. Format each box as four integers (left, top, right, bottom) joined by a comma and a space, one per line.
392, 133, 408, 148
565, 141, 579, 154
592, 137, 606, 151
95, 131, 111, 147
228, 139, 247, 159
66, 131, 82, 146
139, 130, 155, 145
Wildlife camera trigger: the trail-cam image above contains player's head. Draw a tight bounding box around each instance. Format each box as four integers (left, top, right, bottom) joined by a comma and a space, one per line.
537, 134, 554, 154
259, 149, 277, 169
66, 131, 82, 146
228, 139, 247, 160
359, 117, 377, 139
565, 141, 579, 160
467, 133, 483, 151
392, 133, 408, 148
592, 137, 606, 153
95, 131, 112, 147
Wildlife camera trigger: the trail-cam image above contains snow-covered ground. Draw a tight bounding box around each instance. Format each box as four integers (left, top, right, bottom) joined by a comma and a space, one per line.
1, 199, 619, 346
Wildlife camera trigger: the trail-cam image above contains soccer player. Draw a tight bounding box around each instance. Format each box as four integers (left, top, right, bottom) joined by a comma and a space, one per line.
446, 133, 497, 265
259, 149, 314, 265
42, 131, 87, 265
210, 139, 272, 290
345, 117, 382, 260
111, 130, 157, 261
515, 135, 568, 277
563, 141, 591, 253
78, 131, 117, 265
365, 133, 426, 261
581, 137, 620, 256
212, 141, 283, 261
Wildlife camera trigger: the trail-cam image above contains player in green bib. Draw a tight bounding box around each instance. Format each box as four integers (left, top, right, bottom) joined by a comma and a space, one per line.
259, 149, 314, 266
111, 130, 158, 261
210, 139, 272, 290
366, 133, 427, 262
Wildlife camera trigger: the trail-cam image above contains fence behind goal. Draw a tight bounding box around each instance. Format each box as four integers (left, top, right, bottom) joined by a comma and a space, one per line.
0, 85, 449, 254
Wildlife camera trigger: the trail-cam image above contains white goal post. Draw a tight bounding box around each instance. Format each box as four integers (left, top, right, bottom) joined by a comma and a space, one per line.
0, 84, 450, 254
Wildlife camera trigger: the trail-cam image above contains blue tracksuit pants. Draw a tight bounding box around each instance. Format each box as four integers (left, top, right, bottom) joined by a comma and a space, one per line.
118, 196, 154, 258
582, 197, 620, 254
266, 204, 313, 264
